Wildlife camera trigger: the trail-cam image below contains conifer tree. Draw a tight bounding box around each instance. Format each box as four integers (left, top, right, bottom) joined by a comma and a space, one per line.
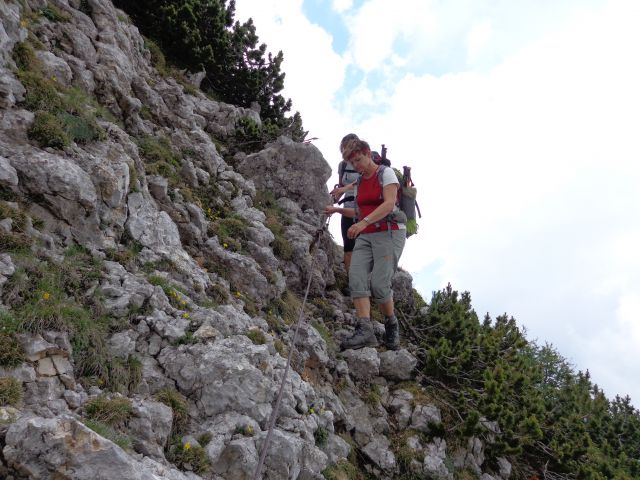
113, 0, 305, 141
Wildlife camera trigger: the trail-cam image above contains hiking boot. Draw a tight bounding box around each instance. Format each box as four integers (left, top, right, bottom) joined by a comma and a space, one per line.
383, 316, 400, 350
340, 319, 378, 350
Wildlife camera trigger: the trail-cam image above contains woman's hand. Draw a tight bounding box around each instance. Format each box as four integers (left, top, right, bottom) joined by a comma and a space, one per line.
329, 185, 344, 200
330, 182, 356, 202
324, 205, 340, 216
347, 220, 367, 239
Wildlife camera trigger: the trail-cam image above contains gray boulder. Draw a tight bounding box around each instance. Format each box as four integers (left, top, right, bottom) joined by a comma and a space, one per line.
342, 347, 380, 381
3, 415, 197, 480
379, 349, 417, 381
423, 437, 453, 479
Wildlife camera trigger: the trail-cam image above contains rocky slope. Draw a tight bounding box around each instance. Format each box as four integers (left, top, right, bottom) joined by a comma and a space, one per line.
0, 1, 512, 479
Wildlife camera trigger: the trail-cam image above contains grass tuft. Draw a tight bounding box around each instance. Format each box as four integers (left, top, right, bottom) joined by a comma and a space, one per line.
84, 418, 132, 450
0, 333, 25, 367
84, 396, 133, 427
0, 377, 22, 406
156, 388, 189, 436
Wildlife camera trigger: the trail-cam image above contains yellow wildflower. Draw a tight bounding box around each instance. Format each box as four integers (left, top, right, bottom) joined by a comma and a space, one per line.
20, 19, 28, 28
42, 292, 50, 300
183, 442, 191, 450
246, 425, 254, 435
235, 291, 241, 297
182, 313, 189, 319
223, 243, 228, 248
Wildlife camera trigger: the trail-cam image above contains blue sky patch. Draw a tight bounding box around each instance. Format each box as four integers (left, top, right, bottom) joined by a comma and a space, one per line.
302, 0, 350, 54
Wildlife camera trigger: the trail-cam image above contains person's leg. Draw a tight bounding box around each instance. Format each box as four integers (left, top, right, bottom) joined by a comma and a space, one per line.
342, 236, 377, 350
341, 216, 356, 280
352, 296, 371, 319
369, 230, 406, 349
344, 251, 353, 273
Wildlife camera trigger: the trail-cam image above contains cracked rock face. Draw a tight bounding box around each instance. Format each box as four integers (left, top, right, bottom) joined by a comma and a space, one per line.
3, 415, 195, 480
0, 1, 505, 479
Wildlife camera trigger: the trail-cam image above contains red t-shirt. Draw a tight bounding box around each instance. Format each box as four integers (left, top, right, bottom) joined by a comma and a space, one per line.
357, 168, 399, 234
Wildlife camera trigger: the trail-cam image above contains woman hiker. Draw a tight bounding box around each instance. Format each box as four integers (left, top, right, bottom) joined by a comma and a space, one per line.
325, 139, 406, 350
329, 133, 361, 274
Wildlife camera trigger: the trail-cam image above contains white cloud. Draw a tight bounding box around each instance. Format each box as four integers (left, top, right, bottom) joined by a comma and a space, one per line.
466, 20, 493, 63
331, 0, 353, 13
233, 0, 640, 404
349, 0, 640, 402
345, 0, 438, 72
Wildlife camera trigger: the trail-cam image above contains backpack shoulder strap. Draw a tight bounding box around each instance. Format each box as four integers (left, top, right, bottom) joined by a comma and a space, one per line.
338, 161, 346, 187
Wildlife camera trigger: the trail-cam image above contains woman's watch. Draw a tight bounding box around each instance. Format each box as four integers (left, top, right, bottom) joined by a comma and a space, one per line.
363, 216, 371, 225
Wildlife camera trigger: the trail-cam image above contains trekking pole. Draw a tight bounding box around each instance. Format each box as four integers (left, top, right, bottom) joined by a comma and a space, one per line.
252, 214, 329, 480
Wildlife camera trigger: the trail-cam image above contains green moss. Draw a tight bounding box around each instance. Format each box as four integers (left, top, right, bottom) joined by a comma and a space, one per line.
60, 112, 105, 144
0, 377, 23, 406
15, 49, 107, 145
321, 459, 361, 480
17, 71, 63, 112
85, 396, 133, 426
12, 40, 37, 71
138, 135, 183, 184
138, 135, 181, 166
84, 419, 132, 450
156, 388, 189, 436
212, 215, 249, 253
245, 329, 266, 345
314, 426, 329, 447
28, 110, 69, 148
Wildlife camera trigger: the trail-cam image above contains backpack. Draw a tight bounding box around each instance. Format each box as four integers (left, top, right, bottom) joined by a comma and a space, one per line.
355, 145, 421, 237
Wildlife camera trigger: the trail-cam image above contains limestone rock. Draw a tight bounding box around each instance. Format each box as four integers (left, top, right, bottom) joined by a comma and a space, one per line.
362, 434, 396, 473
388, 389, 414, 429
410, 403, 442, 433
237, 136, 331, 213
3, 415, 196, 480
378, 348, 417, 381
423, 437, 453, 479
342, 347, 380, 381
128, 397, 174, 459
0, 155, 18, 186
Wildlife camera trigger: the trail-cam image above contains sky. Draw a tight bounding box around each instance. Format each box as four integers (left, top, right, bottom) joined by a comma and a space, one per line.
233, 0, 640, 405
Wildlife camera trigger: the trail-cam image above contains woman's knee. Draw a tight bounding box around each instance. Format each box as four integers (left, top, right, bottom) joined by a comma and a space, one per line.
370, 283, 392, 304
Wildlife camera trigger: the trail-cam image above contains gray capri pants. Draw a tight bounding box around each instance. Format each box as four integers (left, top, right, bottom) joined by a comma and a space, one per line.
349, 229, 406, 304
